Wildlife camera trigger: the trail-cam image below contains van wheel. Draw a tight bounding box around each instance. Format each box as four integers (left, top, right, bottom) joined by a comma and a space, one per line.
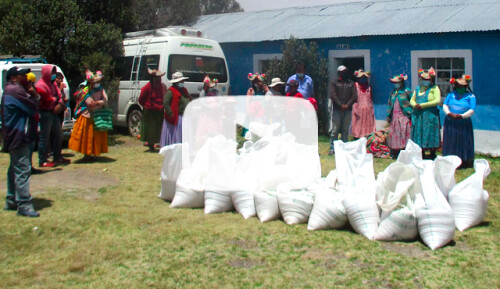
128, 108, 142, 137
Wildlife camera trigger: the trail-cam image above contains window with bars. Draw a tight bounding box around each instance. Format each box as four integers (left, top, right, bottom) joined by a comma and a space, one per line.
419, 57, 466, 96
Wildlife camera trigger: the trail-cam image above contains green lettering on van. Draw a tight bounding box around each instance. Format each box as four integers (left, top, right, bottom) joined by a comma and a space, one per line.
180, 42, 213, 50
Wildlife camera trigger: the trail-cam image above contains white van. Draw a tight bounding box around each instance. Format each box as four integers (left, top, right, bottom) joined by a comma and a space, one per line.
115, 26, 230, 136
0, 56, 74, 139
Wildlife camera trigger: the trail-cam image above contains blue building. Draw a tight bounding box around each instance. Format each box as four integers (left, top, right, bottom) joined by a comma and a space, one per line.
194, 0, 500, 155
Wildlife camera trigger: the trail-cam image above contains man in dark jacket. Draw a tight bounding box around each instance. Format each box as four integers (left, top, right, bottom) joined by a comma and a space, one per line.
329, 65, 358, 155
1, 67, 40, 217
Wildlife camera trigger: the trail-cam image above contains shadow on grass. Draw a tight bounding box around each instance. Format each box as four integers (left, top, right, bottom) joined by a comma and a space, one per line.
33, 197, 54, 211
73, 156, 117, 164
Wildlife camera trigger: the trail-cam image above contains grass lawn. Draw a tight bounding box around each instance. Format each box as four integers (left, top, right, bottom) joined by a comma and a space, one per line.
0, 132, 498, 288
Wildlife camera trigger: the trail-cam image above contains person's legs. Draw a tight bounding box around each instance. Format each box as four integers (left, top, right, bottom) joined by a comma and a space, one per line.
38, 111, 53, 165
9, 144, 37, 216
340, 110, 352, 142
330, 109, 341, 152
51, 113, 63, 161
5, 156, 17, 210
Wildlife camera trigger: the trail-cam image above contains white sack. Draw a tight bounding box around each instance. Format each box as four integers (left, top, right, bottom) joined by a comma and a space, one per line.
158, 143, 184, 201
433, 155, 462, 200
397, 139, 422, 165
204, 191, 234, 214
170, 168, 205, 208
254, 190, 281, 223
414, 161, 455, 250
307, 189, 347, 230
277, 185, 314, 225
231, 191, 256, 219
205, 135, 238, 192
334, 138, 367, 190
374, 162, 418, 241
343, 191, 380, 240
449, 159, 490, 231
374, 206, 418, 241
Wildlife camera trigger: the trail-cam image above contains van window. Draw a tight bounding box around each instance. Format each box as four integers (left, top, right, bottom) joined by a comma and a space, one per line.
138, 55, 160, 81
167, 54, 228, 83
115, 56, 134, 80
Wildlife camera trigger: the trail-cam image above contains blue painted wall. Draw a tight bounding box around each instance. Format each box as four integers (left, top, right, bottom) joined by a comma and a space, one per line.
221, 31, 500, 131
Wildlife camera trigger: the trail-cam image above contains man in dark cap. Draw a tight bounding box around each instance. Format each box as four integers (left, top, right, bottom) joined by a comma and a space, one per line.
1, 66, 40, 217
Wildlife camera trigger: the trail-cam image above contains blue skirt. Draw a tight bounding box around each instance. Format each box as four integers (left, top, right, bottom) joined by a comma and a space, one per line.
442, 116, 474, 162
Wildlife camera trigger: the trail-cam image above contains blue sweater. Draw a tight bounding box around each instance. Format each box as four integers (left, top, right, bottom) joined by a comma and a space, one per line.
1, 82, 39, 151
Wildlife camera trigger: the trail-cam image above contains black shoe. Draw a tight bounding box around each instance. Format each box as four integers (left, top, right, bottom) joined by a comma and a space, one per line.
31, 167, 43, 174
328, 149, 335, 156
4, 204, 17, 211
17, 208, 40, 218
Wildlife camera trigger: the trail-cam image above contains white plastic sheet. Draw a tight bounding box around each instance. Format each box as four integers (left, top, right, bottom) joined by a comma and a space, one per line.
449, 159, 490, 231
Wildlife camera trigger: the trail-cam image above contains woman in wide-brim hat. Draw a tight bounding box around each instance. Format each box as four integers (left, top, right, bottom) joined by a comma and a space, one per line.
139, 68, 167, 150
410, 67, 441, 159
351, 69, 375, 139
160, 71, 191, 147
68, 69, 108, 159
386, 74, 413, 159
442, 75, 476, 168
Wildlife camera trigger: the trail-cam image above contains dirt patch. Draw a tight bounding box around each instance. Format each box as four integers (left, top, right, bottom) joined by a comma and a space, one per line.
29, 168, 119, 194
382, 242, 431, 259
301, 249, 347, 261
228, 258, 265, 269
228, 239, 259, 250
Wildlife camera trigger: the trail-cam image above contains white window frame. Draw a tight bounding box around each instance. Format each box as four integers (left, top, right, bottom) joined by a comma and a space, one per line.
328, 49, 371, 85
410, 49, 473, 90
253, 53, 283, 74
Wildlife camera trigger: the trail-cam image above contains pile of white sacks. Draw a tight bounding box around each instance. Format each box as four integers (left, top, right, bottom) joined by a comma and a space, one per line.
159, 135, 490, 250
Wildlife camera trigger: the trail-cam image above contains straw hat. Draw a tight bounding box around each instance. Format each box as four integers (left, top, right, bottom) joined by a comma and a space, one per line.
450, 75, 471, 86
354, 69, 371, 78
268, 77, 285, 88
86, 69, 103, 82
389, 74, 408, 83
170, 71, 189, 83
248, 72, 265, 82
418, 67, 436, 80
148, 68, 166, 77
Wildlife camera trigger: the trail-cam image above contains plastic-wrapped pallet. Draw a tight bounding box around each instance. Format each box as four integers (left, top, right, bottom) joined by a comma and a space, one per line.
277, 183, 314, 225
158, 143, 183, 201
449, 159, 490, 231
254, 190, 281, 223
414, 161, 455, 250
374, 162, 418, 241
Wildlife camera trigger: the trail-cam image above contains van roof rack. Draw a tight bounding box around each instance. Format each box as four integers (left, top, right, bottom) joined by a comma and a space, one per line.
0, 55, 47, 64
124, 26, 204, 39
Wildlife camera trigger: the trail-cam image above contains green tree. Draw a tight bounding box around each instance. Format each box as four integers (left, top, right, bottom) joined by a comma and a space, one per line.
264, 37, 330, 134
0, 0, 123, 96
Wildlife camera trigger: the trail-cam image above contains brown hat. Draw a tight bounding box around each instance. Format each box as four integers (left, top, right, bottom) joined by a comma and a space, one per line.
450, 75, 472, 86
248, 72, 265, 82
418, 67, 436, 80
354, 69, 371, 78
389, 74, 408, 83
148, 68, 165, 77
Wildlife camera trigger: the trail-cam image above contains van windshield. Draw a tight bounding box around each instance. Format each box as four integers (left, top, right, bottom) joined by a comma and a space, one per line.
167, 54, 228, 83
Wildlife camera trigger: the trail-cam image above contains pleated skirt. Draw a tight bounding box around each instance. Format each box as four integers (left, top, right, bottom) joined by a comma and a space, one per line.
68, 116, 108, 156
442, 116, 474, 162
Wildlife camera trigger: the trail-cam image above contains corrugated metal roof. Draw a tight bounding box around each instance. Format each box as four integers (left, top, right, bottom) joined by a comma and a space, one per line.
194, 0, 500, 43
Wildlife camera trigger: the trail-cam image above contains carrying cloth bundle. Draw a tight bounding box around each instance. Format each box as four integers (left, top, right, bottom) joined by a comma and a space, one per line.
92, 108, 113, 131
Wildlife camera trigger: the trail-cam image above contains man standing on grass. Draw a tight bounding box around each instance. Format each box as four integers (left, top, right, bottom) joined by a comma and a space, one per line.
1, 67, 40, 217
329, 65, 357, 155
